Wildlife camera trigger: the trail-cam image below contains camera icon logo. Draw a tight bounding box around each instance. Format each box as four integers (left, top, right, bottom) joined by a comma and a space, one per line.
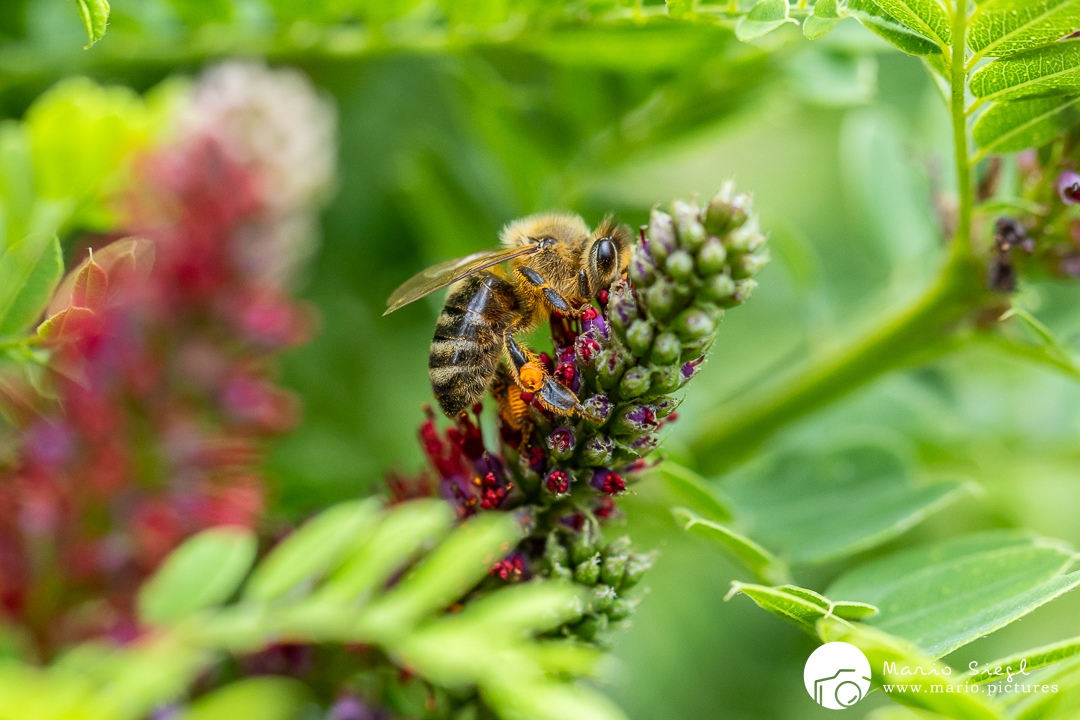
804, 642, 872, 710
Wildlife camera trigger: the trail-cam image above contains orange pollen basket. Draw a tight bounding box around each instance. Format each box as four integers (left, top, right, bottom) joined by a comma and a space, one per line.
519, 363, 545, 393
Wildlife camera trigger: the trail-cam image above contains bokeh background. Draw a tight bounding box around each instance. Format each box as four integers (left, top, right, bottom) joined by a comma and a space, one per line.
2, 1, 1080, 718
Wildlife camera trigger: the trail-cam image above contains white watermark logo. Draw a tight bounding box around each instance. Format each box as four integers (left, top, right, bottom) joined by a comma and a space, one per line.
804, 642, 873, 710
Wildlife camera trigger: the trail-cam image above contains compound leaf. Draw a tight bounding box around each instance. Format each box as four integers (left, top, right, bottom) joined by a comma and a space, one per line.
845, 0, 942, 55
736, 0, 796, 42
972, 95, 1080, 154
866, 0, 951, 49
970, 40, 1080, 102
969, 0, 1080, 60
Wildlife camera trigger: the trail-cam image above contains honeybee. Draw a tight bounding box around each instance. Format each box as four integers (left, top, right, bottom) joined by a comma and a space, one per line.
384, 212, 632, 419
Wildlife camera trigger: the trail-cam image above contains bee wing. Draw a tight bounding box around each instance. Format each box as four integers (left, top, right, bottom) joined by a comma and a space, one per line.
383, 244, 542, 315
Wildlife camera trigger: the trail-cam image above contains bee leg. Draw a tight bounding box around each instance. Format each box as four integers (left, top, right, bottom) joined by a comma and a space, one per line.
515, 266, 589, 317
504, 331, 600, 422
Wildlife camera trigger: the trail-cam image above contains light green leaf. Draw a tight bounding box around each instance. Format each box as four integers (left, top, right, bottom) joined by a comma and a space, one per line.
724, 582, 851, 633
736, 0, 796, 42
243, 499, 382, 602
178, 677, 307, 720
138, 528, 258, 625
1011, 657, 1080, 719
666, 0, 694, 19
969, 635, 1080, 682
969, 0, 1080, 60
74, 0, 110, 48
845, 0, 942, 55
972, 95, 1080, 154
320, 499, 454, 604
675, 508, 790, 584
865, 0, 951, 49
0, 232, 63, 335
827, 531, 1080, 657
358, 512, 527, 638
804, 0, 841, 39
658, 461, 732, 522
725, 443, 972, 565
970, 40, 1080, 102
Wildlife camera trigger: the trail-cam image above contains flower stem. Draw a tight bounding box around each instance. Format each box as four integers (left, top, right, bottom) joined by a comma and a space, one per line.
691, 6, 986, 474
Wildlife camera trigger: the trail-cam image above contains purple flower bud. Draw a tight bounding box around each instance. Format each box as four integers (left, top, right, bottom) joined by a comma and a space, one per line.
582, 434, 614, 465
590, 468, 626, 495
1057, 171, 1080, 205
546, 427, 576, 460
582, 394, 613, 423
545, 469, 570, 494
680, 356, 706, 383
613, 403, 660, 435
331, 694, 378, 720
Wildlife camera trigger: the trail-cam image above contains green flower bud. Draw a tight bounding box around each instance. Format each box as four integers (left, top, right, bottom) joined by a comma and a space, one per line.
582, 434, 614, 466
733, 249, 770, 279
626, 319, 654, 357
619, 366, 651, 399
733, 278, 758, 305
645, 279, 676, 319
570, 523, 599, 565
649, 331, 681, 365
704, 182, 751, 236
673, 308, 715, 340
607, 597, 636, 622
697, 237, 728, 275
673, 199, 707, 251
608, 286, 639, 333
620, 552, 655, 590
648, 210, 676, 264
601, 550, 629, 587
650, 365, 682, 394
596, 347, 627, 390
680, 334, 716, 361
592, 584, 617, 613
574, 553, 602, 585
665, 249, 695, 282
629, 251, 657, 287
572, 612, 608, 642
701, 271, 736, 303
725, 217, 765, 254
652, 394, 682, 418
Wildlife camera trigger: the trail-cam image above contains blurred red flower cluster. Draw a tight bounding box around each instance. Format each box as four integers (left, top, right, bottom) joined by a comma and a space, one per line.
0, 62, 335, 657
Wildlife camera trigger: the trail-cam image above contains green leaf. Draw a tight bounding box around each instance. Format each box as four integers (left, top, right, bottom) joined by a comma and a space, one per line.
803, 0, 841, 39
969, 0, 1080, 60
74, 0, 110, 48
970, 40, 1080, 102
969, 635, 1080, 682
666, 0, 694, 19
658, 461, 733, 522
0, 232, 62, 335
864, 0, 951, 49
827, 531, 1080, 658
243, 498, 382, 602
675, 508, 790, 584
178, 678, 308, 720
972, 95, 1080, 154
736, 0, 796, 42
845, 0, 943, 55
725, 443, 972, 564
139, 527, 258, 625
724, 582, 853, 633
1011, 657, 1080, 719
358, 512, 527, 638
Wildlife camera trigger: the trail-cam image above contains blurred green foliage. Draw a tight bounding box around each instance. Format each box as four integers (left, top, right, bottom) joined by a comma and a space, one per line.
3, 0, 1080, 719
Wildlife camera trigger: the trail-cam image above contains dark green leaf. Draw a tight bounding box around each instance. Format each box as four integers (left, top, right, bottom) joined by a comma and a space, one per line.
972, 95, 1080, 153
676, 509, 790, 584
139, 527, 258, 625
0, 232, 63, 335
845, 0, 942, 55
736, 0, 795, 42
969, 0, 1080, 60
725, 444, 972, 564
74, 0, 109, 48
970, 39, 1080, 102
827, 531, 1080, 657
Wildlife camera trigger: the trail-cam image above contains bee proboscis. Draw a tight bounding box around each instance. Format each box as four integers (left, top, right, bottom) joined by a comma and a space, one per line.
384, 212, 631, 419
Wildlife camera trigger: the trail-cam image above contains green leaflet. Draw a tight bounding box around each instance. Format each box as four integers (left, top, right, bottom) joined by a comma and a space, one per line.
0, 232, 63, 335
138, 527, 258, 625
74, 0, 110, 48
724, 583, 878, 633
968, 0, 1080, 60
177, 678, 309, 720
803, 0, 840, 39
970, 39, 1080, 102
658, 461, 733, 522
969, 635, 1080, 683
827, 531, 1080, 658
675, 508, 790, 584
972, 95, 1080, 154
735, 0, 795, 43
845, 0, 942, 56
865, 0, 951, 49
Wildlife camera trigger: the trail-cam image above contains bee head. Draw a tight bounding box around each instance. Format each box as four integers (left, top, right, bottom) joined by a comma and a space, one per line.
586, 215, 632, 296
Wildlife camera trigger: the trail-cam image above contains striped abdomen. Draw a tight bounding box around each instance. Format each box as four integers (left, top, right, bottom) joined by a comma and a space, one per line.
429, 272, 517, 416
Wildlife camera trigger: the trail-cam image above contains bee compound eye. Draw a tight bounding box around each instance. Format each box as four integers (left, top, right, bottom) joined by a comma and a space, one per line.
595, 238, 617, 272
